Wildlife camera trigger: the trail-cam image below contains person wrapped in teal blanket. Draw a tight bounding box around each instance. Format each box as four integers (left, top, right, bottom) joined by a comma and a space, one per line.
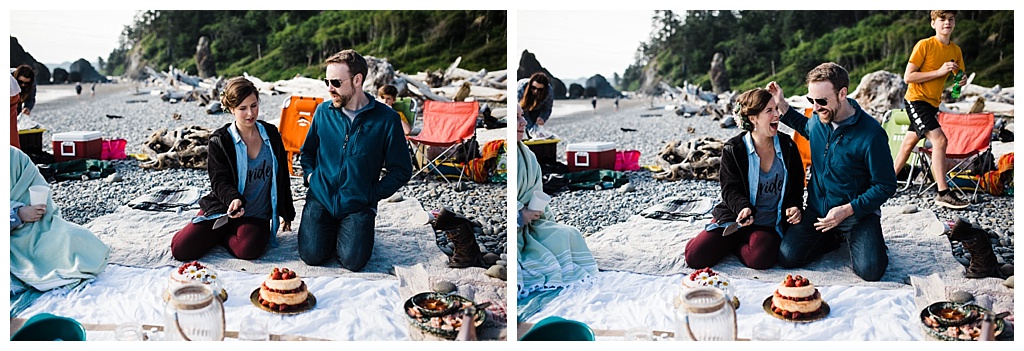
516, 105, 598, 304
9, 146, 110, 315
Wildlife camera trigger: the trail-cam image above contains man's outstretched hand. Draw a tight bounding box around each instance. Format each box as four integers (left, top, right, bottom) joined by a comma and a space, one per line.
814, 204, 853, 232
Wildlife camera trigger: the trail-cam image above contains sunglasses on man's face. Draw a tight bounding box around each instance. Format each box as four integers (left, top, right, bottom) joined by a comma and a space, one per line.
806, 96, 829, 106
529, 85, 545, 91
323, 76, 354, 88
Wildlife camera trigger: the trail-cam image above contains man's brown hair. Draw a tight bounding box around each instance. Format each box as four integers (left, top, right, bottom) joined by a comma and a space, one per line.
325, 49, 368, 83
806, 62, 849, 94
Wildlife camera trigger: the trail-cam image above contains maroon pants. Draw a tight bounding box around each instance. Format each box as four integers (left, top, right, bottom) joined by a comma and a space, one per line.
684, 222, 781, 270
170, 210, 271, 261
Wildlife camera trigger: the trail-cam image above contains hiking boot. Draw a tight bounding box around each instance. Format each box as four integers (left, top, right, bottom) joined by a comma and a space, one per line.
935, 191, 970, 209
948, 217, 1002, 279
433, 208, 468, 231
444, 222, 484, 269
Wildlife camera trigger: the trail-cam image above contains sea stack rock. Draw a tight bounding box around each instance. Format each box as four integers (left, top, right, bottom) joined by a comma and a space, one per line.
69, 58, 108, 83
10, 36, 52, 85
517, 49, 567, 99
709, 52, 730, 94
585, 74, 620, 98
195, 36, 217, 78
51, 68, 69, 84
568, 83, 585, 99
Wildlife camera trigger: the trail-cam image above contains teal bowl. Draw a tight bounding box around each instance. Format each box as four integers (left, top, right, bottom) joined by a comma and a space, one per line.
519, 316, 595, 341
11, 313, 86, 341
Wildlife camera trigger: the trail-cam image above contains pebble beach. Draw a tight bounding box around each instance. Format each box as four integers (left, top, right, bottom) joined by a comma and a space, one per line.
536, 97, 1014, 270
17, 83, 1015, 274
23, 82, 507, 259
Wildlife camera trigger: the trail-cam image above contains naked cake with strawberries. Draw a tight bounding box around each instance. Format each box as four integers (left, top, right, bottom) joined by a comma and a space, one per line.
165, 260, 227, 301
769, 274, 825, 320
257, 267, 310, 312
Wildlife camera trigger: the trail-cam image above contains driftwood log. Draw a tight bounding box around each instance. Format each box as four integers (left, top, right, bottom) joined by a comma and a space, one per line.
652, 137, 724, 181
140, 125, 213, 170
397, 72, 452, 102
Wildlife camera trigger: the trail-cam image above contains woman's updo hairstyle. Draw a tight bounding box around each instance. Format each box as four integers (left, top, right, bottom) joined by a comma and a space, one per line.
733, 88, 772, 132
221, 77, 259, 111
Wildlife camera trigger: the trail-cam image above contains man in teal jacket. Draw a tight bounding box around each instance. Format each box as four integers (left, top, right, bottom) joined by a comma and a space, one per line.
767, 62, 897, 281
299, 49, 412, 271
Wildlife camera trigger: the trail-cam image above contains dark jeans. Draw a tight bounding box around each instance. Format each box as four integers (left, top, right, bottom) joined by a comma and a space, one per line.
298, 197, 376, 271
684, 221, 781, 270
778, 212, 888, 281
170, 210, 271, 261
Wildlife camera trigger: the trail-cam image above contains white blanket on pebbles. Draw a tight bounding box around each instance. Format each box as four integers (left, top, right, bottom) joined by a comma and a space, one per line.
85, 197, 448, 280
585, 206, 1013, 312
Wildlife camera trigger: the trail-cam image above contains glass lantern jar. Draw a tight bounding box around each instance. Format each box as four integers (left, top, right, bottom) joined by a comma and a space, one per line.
164, 283, 225, 341
675, 287, 736, 341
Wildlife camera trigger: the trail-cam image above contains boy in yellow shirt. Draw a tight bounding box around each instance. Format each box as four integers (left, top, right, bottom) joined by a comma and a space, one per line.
893, 10, 968, 209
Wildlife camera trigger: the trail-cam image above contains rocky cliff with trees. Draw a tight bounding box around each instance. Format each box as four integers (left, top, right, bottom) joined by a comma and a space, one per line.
619, 10, 1013, 96
102, 10, 506, 82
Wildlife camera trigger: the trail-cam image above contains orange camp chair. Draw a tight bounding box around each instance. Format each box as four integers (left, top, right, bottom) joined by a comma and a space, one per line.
407, 100, 479, 186
911, 112, 995, 202
279, 95, 323, 176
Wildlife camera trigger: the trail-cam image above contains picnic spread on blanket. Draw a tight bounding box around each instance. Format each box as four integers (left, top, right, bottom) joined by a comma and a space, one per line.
11, 190, 509, 341
516, 204, 1015, 341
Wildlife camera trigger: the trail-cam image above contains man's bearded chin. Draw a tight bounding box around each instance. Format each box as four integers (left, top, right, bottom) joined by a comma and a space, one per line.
818, 107, 837, 124
331, 93, 347, 108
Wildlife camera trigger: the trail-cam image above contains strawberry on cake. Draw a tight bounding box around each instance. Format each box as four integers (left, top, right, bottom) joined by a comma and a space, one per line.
257, 267, 309, 312
166, 261, 226, 301
682, 267, 730, 290
769, 274, 823, 319
679, 267, 739, 308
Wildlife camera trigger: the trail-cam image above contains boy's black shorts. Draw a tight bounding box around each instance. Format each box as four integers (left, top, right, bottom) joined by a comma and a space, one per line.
905, 99, 941, 138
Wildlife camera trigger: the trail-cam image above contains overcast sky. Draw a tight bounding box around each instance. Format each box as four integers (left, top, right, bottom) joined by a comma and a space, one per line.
517, 10, 655, 83
10, 10, 139, 65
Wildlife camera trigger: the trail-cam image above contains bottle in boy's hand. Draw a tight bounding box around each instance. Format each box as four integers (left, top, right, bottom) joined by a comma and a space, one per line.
951, 60, 964, 99
951, 70, 964, 99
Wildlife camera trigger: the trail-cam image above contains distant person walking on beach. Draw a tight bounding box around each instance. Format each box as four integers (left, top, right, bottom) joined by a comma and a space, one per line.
170, 77, 295, 261
767, 62, 896, 281
75, 82, 82, 97
591, 96, 597, 113
614, 97, 620, 111
516, 72, 555, 130
90, 83, 96, 97
299, 49, 412, 272
892, 10, 969, 209
683, 88, 805, 270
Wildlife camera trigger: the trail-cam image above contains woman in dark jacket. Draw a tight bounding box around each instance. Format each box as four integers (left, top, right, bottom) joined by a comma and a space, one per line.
170, 77, 295, 260
683, 88, 805, 269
